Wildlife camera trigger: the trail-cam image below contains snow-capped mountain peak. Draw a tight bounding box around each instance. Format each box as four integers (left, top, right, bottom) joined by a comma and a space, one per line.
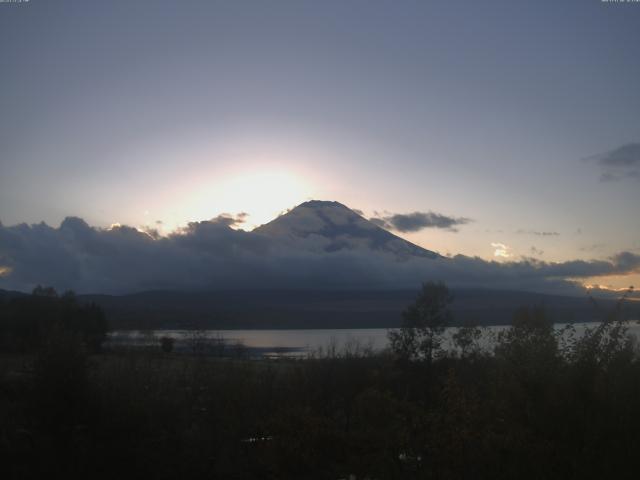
254, 200, 439, 259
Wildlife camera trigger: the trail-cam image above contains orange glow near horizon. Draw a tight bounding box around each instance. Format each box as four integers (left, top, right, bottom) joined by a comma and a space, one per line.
584, 284, 634, 293
581, 273, 638, 296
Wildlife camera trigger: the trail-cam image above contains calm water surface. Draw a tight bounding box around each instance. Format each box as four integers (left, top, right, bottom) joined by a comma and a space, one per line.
108, 322, 640, 358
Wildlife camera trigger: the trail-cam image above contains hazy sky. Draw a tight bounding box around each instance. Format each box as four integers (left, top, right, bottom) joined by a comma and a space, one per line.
1, 0, 639, 288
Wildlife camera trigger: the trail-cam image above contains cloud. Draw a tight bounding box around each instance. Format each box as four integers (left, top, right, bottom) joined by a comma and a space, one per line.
530, 246, 544, 256
579, 243, 606, 253
586, 143, 640, 182
370, 211, 472, 232
491, 242, 512, 258
209, 212, 249, 228
516, 229, 559, 237
0, 217, 639, 296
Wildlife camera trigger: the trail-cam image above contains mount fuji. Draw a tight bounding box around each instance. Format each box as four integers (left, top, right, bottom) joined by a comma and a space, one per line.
254, 200, 440, 260
0, 199, 627, 329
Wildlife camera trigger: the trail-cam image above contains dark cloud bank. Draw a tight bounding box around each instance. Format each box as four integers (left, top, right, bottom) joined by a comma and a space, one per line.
370, 211, 472, 232
0, 217, 638, 296
516, 229, 559, 237
589, 142, 640, 182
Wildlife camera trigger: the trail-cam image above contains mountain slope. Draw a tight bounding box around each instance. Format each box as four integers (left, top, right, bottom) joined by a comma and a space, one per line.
254, 200, 439, 259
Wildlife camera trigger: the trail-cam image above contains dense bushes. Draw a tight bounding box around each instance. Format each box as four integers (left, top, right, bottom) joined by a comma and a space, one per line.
0, 286, 107, 353
1, 284, 639, 479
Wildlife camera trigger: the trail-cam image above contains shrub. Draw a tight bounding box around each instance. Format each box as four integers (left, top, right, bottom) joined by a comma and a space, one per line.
160, 335, 175, 353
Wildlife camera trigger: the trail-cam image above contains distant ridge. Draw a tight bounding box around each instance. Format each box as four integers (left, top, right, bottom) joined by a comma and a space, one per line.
254, 200, 440, 259
73, 287, 617, 330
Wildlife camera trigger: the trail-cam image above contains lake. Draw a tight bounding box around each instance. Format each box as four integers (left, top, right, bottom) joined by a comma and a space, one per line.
107, 321, 640, 358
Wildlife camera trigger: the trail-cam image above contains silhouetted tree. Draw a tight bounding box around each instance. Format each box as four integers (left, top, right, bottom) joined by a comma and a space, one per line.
0, 286, 108, 352
571, 287, 636, 369
452, 320, 484, 358
388, 281, 453, 362
494, 305, 560, 377
32, 285, 58, 298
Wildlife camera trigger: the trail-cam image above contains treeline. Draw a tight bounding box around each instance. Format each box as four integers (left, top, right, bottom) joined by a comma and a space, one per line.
0, 286, 108, 353
1, 283, 639, 479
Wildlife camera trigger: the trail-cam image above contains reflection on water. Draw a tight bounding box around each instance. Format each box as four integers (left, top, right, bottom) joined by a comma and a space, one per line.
107, 322, 640, 358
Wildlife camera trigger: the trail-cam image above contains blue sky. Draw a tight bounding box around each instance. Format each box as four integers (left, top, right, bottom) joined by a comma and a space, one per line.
1, 0, 639, 289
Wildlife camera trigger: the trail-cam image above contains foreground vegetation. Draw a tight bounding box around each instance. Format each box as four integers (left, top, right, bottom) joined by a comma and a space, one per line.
1, 284, 639, 479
